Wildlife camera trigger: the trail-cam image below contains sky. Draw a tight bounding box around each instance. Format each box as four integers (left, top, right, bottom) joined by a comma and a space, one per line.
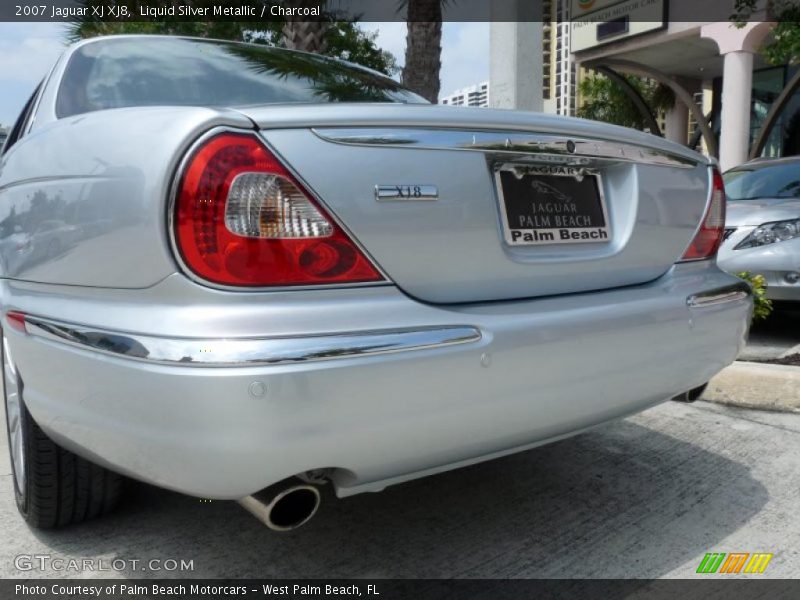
0, 23, 68, 128
362, 22, 490, 98
0, 22, 489, 128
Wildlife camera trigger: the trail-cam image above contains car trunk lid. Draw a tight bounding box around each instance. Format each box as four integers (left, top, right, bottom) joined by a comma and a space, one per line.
239, 104, 712, 304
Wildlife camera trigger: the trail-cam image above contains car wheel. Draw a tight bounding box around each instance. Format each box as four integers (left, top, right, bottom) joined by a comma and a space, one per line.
3, 334, 123, 528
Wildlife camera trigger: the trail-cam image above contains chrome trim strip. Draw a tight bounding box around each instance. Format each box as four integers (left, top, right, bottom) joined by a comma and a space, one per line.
311, 128, 699, 168
22, 316, 482, 367
686, 283, 752, 308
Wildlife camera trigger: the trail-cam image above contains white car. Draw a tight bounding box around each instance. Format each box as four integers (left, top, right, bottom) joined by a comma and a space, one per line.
718, 157, 800, 302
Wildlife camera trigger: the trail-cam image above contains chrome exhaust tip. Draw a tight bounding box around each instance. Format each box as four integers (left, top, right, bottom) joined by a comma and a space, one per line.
671, 383, 708, 403
237, 483, 321, 531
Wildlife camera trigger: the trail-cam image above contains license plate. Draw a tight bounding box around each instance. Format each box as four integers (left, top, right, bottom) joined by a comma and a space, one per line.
495, 165, 611, 246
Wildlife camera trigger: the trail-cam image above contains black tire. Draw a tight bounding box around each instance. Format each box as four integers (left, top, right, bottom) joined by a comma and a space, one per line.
3, 335, 123, 528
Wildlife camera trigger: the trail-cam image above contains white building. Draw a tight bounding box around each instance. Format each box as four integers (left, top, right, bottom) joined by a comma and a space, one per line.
567, 0, 799, 170
489, 0, 800, 170
552, 0, 577, 116
440, 82, 490, 108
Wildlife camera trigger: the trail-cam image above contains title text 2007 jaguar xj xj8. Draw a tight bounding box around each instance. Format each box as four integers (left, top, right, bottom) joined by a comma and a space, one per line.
0, 36, 751, 530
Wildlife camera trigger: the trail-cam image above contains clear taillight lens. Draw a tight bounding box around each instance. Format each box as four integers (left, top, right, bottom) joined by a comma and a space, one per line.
174, 133, 384, 287
224, 173, 333, 239
680, 168, 726, 262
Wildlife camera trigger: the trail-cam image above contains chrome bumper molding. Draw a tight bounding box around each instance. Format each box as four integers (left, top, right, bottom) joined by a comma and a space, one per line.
686, 282, 752, 308
21, 316, 482, 367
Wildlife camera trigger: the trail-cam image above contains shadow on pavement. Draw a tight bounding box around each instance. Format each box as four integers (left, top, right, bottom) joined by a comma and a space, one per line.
744, 305, 800, 360
26, 418, 768, 579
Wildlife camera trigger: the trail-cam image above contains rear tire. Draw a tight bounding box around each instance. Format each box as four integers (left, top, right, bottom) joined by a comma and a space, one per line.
3, 333, 123, 528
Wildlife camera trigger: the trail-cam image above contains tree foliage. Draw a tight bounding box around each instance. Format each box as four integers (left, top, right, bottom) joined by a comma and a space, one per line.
732, 0, 800, 65
577, 74, 675, 131
737, 271, 773, 322
324, 22, 398, 75
65, 3, 398, 75
66, 19, 274, 43
222, 43, 410, 102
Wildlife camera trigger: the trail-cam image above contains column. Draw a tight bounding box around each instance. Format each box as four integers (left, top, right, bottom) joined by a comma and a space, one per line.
719, 50, 754, 171
664, 100, 689, 145
701, 21, 774, 170
700, 79, 714, 155
489, 0, 543, 111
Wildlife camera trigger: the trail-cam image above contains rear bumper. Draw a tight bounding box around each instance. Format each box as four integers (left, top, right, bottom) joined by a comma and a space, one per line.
4, 263, 751, 499
763, 277, 800, 302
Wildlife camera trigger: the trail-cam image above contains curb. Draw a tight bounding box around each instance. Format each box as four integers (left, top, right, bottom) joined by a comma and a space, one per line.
779, 344, 800, 359
703, 361, 800, 413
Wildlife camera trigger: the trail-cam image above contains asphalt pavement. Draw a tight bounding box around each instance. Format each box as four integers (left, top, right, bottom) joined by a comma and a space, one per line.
739, 305, 800, 362
1, 400, 798, 579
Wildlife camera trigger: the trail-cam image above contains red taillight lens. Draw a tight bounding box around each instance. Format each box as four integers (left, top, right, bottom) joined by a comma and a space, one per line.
680, 168, 726, 262
174, 133, 384, 287
5, 311, 27, 333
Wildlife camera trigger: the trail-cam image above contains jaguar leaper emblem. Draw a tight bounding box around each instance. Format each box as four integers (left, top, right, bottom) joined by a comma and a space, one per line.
530, 180, 571, 202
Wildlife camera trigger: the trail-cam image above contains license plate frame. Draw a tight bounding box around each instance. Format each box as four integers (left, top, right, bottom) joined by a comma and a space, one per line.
494, 164, 611, 246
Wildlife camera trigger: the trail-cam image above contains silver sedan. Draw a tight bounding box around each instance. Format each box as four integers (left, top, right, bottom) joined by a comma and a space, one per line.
718, 157, 800, 302
0, 36, 751, 531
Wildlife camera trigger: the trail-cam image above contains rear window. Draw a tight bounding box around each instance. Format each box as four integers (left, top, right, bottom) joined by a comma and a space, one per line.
723, 162, 800, 201
56, 37, 425, 118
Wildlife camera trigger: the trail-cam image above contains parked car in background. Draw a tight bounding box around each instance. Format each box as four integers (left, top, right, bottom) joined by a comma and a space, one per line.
718, 157, 800, 302
0, 36, 751, 532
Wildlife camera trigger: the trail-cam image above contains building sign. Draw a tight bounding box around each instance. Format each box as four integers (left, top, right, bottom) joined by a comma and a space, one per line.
571, 0, 666, 53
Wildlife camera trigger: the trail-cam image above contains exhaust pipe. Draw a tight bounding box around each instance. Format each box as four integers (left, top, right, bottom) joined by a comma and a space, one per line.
237, 480, 321, 531
671, 383, 708, 403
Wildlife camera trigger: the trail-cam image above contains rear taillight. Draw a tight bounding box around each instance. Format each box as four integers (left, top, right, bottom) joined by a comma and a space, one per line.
174, 133, 384, 287
680, 168, 726, 262
5, 311, 27, 333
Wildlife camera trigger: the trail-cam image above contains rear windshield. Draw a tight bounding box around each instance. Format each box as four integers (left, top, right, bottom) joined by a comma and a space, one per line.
56, 37, 425, 118
723, 162, 800, 201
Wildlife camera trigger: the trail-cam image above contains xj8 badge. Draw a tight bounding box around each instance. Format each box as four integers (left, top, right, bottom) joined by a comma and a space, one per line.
376, 185, 438, 202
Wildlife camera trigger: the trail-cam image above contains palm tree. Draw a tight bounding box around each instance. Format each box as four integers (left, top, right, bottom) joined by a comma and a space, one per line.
226, 44, 409, 103
401, 0, 443, 103
281, 0, 330, 54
